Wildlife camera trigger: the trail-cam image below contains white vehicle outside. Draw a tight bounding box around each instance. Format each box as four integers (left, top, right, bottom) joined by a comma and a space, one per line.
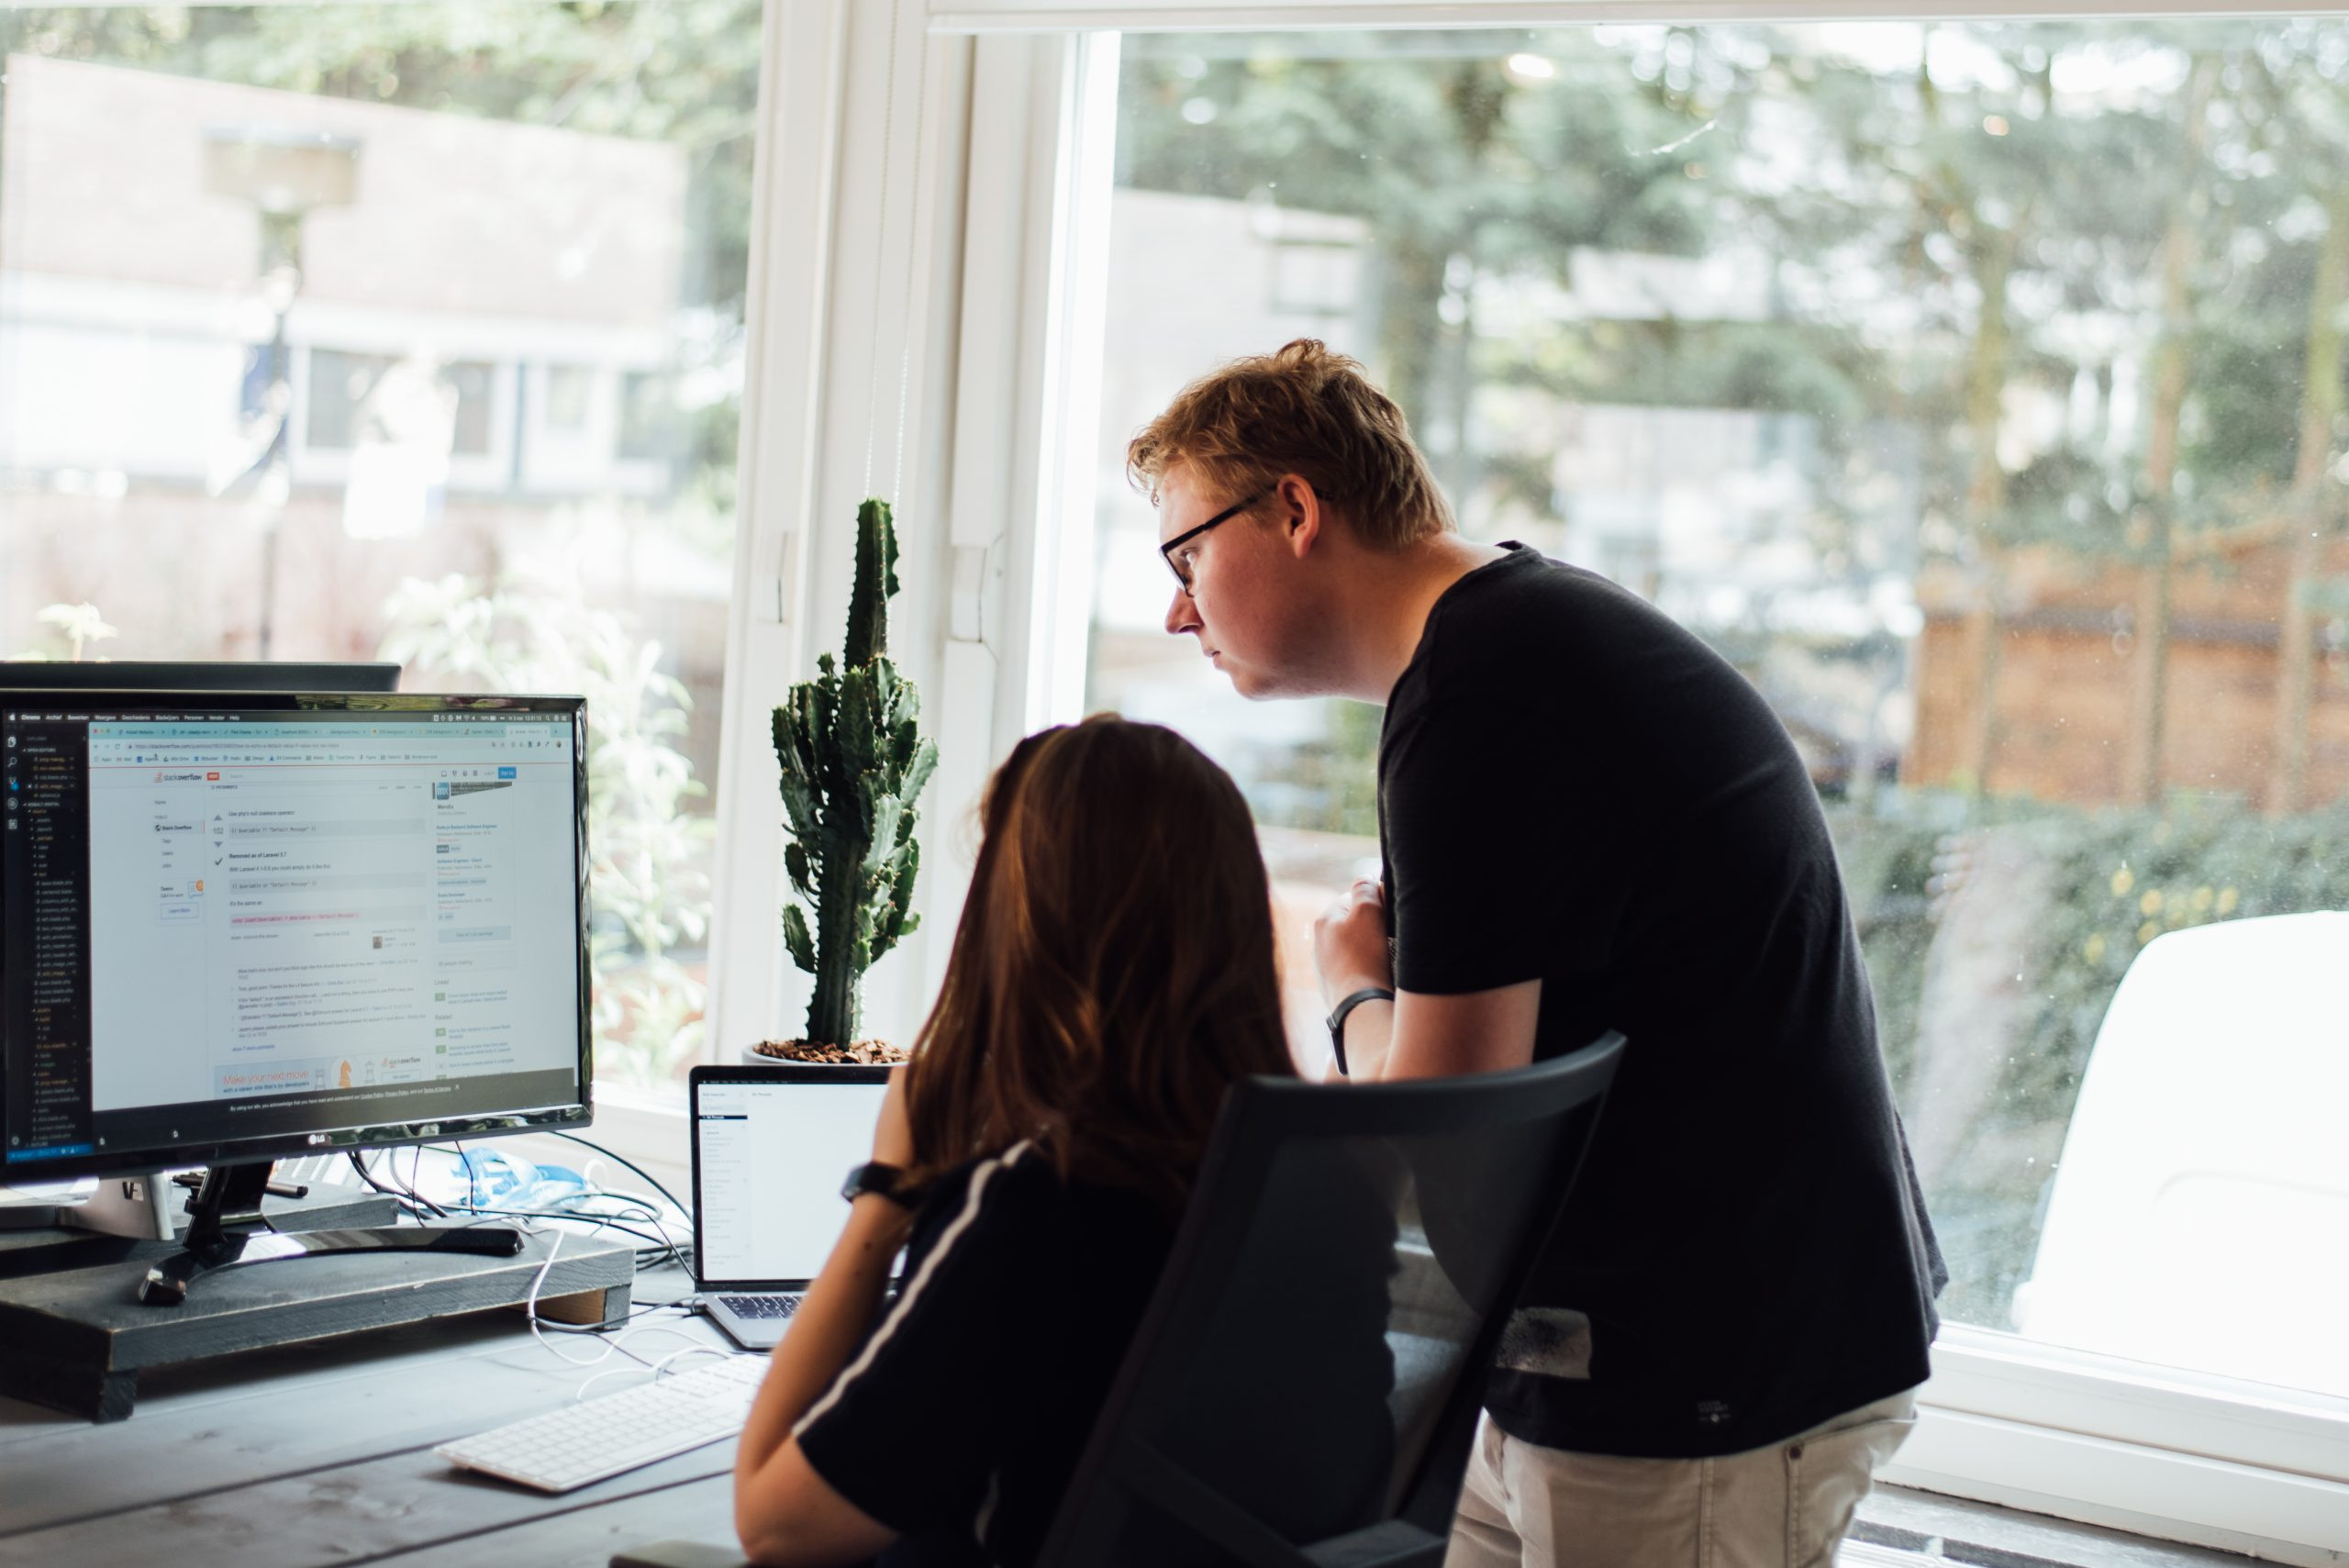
2012, 911, 2349, 1399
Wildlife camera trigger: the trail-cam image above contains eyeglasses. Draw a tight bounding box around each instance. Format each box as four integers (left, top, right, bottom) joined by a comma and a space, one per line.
1158, 486, 1271, 597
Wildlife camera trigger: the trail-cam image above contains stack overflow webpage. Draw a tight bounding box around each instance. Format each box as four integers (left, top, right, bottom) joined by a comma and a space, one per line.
82, 713, 579, 1146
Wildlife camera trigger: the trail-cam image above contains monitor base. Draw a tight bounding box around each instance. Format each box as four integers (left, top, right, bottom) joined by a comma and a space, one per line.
125, 1158, 528, 1306
137, 1221, 527, 1304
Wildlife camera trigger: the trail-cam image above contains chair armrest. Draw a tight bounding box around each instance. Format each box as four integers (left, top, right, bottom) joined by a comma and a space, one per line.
608, 1540, 753, 1568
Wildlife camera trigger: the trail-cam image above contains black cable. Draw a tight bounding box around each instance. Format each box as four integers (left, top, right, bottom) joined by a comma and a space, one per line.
379, 1145, 448, 1218
349, 1150, 433, 1220
551, 1131, 693, 1221
349, 1142, 691, 1269
439, 1200, 690, 1269
442, 1214, 684, 1276
442, 1202, 674, 1248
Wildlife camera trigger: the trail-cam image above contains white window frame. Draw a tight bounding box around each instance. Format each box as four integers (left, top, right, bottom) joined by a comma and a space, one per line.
677, 0, 2349, 1559
602, 0, 981, 1179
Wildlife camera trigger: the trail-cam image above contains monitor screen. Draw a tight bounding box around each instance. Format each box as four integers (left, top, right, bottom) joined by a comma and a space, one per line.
693, 1072, 890, 1287
1, 693, 589, 1180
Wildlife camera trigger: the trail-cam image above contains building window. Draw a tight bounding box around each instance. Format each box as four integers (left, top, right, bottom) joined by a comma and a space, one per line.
306, 350, 493, 457
0, 2, 767, 1093
544, 365, 596, 433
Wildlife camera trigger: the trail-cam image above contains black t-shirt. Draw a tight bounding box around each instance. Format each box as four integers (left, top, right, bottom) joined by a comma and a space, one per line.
795, 1144, 1175, 1568
1378, 542, 1946, 1459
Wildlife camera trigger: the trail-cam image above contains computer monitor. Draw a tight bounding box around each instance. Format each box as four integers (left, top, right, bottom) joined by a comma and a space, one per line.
0, 661, 401, 694
0, 691, 590, 1298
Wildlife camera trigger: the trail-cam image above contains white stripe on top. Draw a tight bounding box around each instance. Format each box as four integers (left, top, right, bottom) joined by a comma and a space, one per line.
793, 1140, 1037, 1438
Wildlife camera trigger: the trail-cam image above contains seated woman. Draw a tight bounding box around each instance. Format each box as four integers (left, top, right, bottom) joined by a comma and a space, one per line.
732, 715, 1302, 1568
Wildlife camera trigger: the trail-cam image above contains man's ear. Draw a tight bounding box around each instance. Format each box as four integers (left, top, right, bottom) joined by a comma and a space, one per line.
1277, 473, 1323, 558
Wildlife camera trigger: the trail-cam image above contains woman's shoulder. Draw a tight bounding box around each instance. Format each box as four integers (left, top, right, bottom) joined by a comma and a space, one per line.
913, 1140, 1049, 1208
915, 1142, 1159, 1220
907, 1145, 1174, 1269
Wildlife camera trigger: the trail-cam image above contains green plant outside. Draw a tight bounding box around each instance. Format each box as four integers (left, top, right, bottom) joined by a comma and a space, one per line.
378, 574, 715, 1088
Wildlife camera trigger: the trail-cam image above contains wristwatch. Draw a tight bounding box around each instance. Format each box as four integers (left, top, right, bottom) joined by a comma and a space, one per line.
1326, 987, 1395, 1077
841, 1162, 918, 1207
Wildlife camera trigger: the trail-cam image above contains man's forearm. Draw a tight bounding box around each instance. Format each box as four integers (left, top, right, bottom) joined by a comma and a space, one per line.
1333, 996, 1396, 1081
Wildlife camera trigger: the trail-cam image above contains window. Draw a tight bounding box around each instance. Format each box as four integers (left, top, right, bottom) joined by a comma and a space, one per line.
1073, 12, 2349, 1434
544, 365, 596, 433
305, 350, 493, 456
0, 2, 765, 1095
618, 369, 681, 463
304, 348, 394, 452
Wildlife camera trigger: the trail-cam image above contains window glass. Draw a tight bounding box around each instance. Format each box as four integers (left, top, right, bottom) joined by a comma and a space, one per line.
1086, 22, 2349, 1399
0, 2, 766, 1092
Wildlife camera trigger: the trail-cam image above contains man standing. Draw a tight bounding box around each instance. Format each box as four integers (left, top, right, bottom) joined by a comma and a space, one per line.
1130, 339, 1944, 1568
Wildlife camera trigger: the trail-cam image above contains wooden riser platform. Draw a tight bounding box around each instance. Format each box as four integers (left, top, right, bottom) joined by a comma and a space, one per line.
0, 1227, 634, 1421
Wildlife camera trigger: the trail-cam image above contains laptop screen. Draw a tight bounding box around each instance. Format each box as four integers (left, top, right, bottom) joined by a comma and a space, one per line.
694, 1074, 889, 1287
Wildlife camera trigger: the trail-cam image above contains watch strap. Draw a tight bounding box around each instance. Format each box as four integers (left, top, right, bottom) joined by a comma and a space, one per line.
841, 1161, 918, 1207
1326, 986, 1395, 1077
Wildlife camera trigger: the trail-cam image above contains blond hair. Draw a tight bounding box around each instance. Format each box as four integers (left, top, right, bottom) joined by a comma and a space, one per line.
1125, 339, 1453, 549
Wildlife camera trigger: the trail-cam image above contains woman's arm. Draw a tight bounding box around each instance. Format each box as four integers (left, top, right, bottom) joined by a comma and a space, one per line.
732, 1073, 917, 1566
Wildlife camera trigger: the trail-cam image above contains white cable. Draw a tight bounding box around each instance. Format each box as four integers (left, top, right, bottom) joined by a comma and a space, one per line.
372, 1143, 699, 1374
650, 1343, 736, 1381
521, 1209, 712, 1389
570, 1336, 739, 1402
524, 1228, 609, 1367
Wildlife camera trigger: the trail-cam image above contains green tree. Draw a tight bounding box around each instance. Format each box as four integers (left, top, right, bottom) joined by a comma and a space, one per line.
1119, 31, 1714, 501
378, 574, 715, 1085
2235, 25, 2349, 813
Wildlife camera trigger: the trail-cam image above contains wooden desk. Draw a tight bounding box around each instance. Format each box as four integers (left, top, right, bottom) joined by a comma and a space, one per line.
0, 1261, 744, 1568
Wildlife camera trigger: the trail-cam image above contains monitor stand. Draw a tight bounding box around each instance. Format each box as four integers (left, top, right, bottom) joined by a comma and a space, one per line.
134, 1161, 526, 1305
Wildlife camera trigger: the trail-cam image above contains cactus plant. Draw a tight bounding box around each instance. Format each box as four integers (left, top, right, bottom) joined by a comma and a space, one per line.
772, 498, 938, 1050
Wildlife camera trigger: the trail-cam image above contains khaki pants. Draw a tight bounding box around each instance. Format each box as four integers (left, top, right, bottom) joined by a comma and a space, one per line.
1444, 1391, 1918, 1568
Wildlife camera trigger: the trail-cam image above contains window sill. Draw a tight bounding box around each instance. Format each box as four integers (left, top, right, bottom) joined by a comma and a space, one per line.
1888, 1385, 2349, 1567
1854, 1485, 2269, 1568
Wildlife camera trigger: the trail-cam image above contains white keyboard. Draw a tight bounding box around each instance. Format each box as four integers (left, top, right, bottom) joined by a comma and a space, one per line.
436, 1354, 768, 1493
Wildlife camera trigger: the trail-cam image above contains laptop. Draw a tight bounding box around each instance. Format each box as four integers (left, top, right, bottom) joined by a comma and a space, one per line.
688, 1063, 902, 1351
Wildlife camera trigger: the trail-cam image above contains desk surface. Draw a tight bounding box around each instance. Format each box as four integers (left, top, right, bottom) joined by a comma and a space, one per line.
0, 1260, 744, 1568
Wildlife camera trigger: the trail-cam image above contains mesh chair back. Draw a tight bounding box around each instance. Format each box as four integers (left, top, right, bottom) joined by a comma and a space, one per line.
1034, 1034, 1623, 1568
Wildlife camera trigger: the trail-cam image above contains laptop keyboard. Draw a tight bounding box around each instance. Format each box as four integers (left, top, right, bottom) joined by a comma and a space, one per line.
716, 1293, 802, 1319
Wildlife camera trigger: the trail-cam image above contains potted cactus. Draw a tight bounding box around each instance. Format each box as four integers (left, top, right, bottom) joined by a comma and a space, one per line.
749, 499, 939, 1066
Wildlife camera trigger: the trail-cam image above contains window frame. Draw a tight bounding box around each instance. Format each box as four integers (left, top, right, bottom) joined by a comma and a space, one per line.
682, 0, 2349, 1557
495, 0, 961, 1183
911, 8, 2349, 1562
707, 0, 980, 1072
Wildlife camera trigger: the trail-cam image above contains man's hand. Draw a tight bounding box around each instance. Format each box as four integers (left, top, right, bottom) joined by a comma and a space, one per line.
1314, 877, 1394, 1009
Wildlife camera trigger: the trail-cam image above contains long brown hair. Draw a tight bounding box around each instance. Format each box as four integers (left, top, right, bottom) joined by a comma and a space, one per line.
901, 716, 1294, 1213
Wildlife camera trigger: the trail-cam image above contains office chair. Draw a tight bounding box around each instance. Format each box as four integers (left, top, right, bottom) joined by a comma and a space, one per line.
615, 1032, 1624, 1568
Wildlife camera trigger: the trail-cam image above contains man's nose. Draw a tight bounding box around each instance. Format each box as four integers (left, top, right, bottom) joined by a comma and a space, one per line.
1165, 587, 1200, 637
